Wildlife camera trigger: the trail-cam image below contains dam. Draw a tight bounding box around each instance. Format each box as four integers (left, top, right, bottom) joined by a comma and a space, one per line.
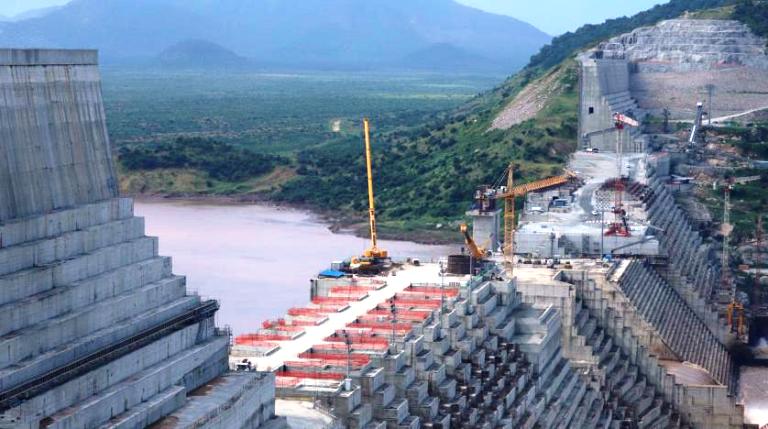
2, 16, 768, 429
228, 18, 768, 429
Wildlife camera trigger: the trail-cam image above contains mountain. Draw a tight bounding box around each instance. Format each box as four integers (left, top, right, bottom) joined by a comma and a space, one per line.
274, 0, 741, 227
0, 0, 551, 71
157, 39, 247, 68
398, 43, 506, 72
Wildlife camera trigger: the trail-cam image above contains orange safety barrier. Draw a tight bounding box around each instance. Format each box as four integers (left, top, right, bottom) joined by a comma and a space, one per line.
287, 306, 343, 316
325, 333, 391, 345
235, 333, 292, 342
360, 313, 426, 322
285, 358, 367, 370
348, 321, 413, 331
284, 360, 331, 368
330, 284, 376, 291
368, 308, 431, 319
391, 297, 443, 308
298, 352, 372, 365
276, 377, 300, 388
312, 296, 353, 305
285, 319, 322, 326
276, 370, 344, 381
233, 340, 279, 349
262, 325, 305, 333
403, 286, 459, 296
313, 342, 389, 352
328, 290, 368, 298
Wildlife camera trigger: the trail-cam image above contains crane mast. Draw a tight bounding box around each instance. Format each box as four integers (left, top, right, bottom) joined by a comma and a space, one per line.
605, 113, 639, 237
722, 180, 744, 337
504, 164, 515, 271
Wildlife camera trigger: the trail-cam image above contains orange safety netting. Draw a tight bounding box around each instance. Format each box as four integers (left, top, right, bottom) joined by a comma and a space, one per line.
276, 370, 344, 381
235, 333, 292, 342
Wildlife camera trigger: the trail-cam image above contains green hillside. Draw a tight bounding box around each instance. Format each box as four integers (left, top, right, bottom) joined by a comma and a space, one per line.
275, 62, 578, 226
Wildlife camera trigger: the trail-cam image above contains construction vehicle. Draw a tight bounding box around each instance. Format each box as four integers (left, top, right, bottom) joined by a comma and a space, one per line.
348, 118, 390, 274
605, 112, 639, 237
473, 164, 577, 270
460, 224, 488, 260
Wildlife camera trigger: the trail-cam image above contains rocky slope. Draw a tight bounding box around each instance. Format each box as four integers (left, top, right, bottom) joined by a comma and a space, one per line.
594, 18, 768, 119
599, 19, 768, 71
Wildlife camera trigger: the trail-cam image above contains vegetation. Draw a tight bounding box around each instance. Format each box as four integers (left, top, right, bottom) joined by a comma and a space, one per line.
275, 62, 579, 221
699, 123, 768, 240
527, 0, 734, 70
105, 69, 501, 199
119, 137, 286, 182
733, 0, 768, 39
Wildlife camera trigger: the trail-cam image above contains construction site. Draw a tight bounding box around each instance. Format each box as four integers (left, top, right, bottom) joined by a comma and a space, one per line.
2, 14, 768, 429
230, 17, 768, 429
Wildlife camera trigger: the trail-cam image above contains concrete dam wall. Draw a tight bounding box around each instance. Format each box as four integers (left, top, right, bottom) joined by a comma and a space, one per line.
0, 50, 117, 222
0, 49, 284, 429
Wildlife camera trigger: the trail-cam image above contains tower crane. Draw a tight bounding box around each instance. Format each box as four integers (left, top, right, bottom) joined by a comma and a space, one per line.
474, 165, 577, 271
605, 112, 639, 237
349, 118, 389, 273
722, 179, 745, 337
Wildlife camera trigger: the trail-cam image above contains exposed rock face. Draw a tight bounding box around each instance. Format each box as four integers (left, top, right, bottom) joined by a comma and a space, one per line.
585, 18, 768, 120
598, 19, 768, 72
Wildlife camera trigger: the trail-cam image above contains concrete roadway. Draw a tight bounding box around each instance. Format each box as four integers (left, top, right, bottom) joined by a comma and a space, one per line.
239, 263, 449, 372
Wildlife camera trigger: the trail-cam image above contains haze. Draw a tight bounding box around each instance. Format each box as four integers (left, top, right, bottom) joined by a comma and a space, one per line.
1, 0, 666, 35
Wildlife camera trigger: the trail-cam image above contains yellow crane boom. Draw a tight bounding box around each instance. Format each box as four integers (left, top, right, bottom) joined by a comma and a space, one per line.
362, 118, 387, 259
460, 224, 486, 260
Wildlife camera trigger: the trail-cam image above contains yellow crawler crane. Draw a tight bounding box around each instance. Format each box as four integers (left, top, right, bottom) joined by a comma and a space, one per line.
350, 118, 389, 273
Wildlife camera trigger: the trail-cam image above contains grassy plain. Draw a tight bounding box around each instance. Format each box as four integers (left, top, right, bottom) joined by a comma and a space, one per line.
103, 67, 503, 198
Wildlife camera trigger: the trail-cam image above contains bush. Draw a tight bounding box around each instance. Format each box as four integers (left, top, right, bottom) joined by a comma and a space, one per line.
733, 0, 768, 38
119, 137, 285, 182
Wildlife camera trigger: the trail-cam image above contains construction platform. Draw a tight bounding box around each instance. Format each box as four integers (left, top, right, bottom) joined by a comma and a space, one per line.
515, 151, 660, 258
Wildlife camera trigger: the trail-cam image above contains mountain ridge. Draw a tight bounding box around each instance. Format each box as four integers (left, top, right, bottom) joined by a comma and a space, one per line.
0, 0, 550, 72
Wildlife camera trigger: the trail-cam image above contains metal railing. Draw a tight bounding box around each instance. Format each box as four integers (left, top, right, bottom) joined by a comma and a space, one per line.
0, 300, 219, 411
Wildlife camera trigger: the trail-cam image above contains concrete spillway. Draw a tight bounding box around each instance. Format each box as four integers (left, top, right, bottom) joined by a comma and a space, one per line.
0, 49, 285, 429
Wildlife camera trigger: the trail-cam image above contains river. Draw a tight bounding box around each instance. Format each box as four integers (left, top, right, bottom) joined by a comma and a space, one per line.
134, 201, 457, 335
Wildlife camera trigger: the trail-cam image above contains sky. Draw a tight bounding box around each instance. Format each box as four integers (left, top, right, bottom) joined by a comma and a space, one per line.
455, 0, 665, 35
0, 0, 664, 35
0, 0, 67, 17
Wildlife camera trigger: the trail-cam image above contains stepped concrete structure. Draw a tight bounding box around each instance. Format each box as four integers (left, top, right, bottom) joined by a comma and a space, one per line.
234, 265, 622, 428
225, 17, 768, 429
597, 18, 768, 119
0, 49, 285, 429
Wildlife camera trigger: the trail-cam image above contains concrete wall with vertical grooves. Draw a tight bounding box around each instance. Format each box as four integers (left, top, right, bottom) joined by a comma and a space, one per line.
0, 49, 117, 222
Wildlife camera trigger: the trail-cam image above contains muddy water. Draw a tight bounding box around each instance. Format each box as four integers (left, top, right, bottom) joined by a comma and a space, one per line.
134, 201, 457, 335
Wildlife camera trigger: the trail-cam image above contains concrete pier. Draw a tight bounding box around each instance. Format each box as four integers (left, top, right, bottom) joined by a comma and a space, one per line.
0, 49, 285, 429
